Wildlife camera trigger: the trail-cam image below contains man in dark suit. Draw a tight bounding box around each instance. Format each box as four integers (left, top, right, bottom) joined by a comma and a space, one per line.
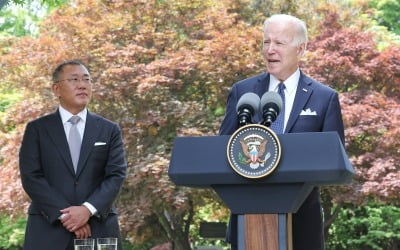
219, 14, 345, 250
19, 60, 127, 250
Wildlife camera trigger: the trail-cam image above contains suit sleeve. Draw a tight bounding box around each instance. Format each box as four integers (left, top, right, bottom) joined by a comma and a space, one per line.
85, 123, 126, 219
19, 122, 71, 224
322, 92, 345, 144
219, 84, 239, 135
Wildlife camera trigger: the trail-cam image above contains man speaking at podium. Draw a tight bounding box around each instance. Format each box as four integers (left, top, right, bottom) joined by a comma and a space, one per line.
219, 14, 345, 250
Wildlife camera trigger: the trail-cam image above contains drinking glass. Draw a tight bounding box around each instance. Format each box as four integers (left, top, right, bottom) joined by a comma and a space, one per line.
97, 237, 118, 250
74, 238, 95, 250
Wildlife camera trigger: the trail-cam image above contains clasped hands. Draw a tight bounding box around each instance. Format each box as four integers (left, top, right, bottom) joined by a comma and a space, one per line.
60, 205, 91, 239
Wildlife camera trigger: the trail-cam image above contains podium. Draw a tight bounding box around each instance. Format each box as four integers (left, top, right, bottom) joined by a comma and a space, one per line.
168, 132, 354, 250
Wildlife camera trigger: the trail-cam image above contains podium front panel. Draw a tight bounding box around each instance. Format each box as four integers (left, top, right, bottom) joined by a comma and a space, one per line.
212, 183, 313, 214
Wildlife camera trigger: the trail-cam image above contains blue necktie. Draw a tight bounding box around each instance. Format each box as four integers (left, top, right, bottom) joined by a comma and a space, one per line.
270, 83, 285, 134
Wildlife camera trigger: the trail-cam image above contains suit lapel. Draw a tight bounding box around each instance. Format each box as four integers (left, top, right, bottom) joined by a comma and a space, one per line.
253, 73, 270, 97
285, 72, 313, 133
76, 112, 100, 176
253, 73, 270, 122
45, 111, 76, 174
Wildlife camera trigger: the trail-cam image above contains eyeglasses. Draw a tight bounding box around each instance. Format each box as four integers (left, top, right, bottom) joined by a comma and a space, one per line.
55, 77, 92, 85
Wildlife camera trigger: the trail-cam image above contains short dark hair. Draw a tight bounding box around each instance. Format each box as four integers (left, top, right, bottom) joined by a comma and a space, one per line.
52, 60, 89, 82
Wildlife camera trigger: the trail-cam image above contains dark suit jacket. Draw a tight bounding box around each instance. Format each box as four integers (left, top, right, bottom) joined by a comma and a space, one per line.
219, 72, 344, 250
19, 110, 127, 250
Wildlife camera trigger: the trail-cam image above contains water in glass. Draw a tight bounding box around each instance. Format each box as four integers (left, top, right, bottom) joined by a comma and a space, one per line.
74, 239, 95, 250
97, 238, 117, 250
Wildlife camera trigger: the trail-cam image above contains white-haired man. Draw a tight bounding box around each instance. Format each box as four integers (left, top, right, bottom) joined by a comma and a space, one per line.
220, 14, 345, 250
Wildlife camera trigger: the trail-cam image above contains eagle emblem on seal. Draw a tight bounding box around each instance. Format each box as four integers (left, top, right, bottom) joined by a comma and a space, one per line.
227, 124, 281, 178
239, 135, 271, 169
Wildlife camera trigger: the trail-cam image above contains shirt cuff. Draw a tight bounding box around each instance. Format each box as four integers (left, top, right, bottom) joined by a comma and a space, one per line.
83, 202, 97, 216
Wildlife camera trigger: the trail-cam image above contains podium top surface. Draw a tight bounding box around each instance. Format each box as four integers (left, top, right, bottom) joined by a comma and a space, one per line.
168, 132, 354, 187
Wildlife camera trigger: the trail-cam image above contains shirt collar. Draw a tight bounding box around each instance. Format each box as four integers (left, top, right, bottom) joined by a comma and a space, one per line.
59, 105, 87, 124
269, 68, 300, 95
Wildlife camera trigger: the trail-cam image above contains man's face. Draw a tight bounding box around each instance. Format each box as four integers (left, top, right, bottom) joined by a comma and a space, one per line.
52, 64, 92, 114
262, 21, 305, 81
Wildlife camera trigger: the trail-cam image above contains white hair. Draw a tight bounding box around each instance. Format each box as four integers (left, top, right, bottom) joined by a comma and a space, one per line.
263, 14, 308, 48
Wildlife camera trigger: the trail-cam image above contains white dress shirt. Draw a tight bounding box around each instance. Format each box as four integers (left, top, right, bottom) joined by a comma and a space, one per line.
58, 105, 97, 216
268, 68, 300, 132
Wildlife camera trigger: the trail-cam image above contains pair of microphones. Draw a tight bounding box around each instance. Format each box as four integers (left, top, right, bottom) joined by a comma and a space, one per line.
236, 92, 283, 127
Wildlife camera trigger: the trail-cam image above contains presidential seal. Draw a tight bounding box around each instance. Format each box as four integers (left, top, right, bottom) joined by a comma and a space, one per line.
227, 124, 281, 179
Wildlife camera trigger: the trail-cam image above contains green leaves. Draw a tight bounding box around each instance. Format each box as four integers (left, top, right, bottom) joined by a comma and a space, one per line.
370, 0, 400, 35
328, 203, 400, 249
0, 0, 68, 36
0, 215, 26, 250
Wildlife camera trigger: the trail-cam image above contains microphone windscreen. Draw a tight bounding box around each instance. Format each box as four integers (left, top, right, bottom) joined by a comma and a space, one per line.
260, 91, 282, 113
236, 92, 260, 114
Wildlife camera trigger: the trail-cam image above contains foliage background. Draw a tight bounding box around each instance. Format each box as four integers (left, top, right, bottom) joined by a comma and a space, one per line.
0, 0, 399, 249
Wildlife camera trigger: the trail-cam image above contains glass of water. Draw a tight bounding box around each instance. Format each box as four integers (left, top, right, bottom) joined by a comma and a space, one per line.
97, 237, 118, 250
74, 238, 95, 250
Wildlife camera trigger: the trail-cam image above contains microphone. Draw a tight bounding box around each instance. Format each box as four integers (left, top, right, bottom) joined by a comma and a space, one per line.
260, 91, 283, 127
236, 93, 260, 127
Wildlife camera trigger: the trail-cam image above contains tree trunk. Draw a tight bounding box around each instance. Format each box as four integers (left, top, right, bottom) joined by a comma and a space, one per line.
172, 238, 192, 250
322, 190, 343, 242
157, 200, 195, 250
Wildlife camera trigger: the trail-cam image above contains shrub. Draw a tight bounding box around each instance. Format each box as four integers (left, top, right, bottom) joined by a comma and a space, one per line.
327, 203, 400, 250
0, 214, 26, 250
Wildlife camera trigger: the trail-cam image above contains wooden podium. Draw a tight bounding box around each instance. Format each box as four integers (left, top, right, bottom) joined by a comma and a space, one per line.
168, 132, 354, 250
